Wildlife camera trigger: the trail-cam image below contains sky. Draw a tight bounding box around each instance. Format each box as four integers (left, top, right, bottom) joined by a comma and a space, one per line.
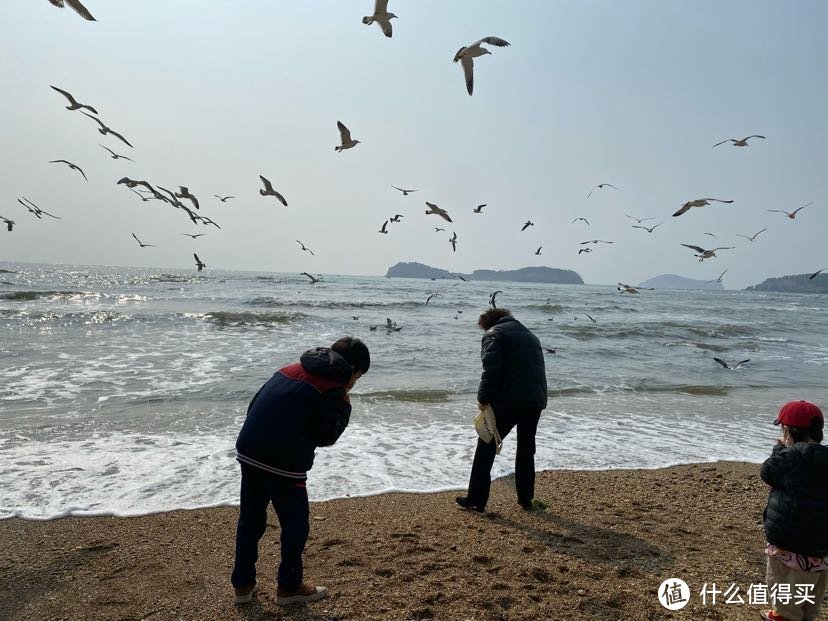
0, 1, 826, 289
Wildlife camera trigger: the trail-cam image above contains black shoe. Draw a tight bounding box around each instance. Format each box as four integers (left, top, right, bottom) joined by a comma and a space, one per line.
455, 495, 485, 513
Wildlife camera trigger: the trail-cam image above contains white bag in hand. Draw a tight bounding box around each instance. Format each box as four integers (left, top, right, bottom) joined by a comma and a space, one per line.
474, 405, 503, 455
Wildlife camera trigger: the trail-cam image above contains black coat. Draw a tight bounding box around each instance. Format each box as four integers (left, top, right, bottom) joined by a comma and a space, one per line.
477, 316, 547, 412
761, 441, 828, 557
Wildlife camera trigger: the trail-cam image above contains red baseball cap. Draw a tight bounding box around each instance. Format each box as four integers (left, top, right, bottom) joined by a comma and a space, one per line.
774, 400, 824, 428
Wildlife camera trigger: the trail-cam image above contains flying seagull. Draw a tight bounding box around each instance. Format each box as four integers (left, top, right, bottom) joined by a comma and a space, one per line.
425, 292, 440, 305
767, 202, 812, 219
449, 232, 457, 252
391, 185, 417, 196
182, 233, 205, 239
296, 240, 315, 255
673, 198, 734, 217
48, 159, 87, 181
259, 175, 288, 206
625, 214, 655, 224
434, 227, 445, 232
736, 227, 767, 242
473, 204, 486, 213
809, 268, 825, 280
117, 177, 163, 200
713, 357, 750, 369
18, 197, 60, 219
425, 202, 452, 223
193, 253, 206, 272
389, 214, 403, 222
544, 347, 557, 355
617, 283, 640, 294
578, 248, 592, 254
580, 239, 614, 245
521, 221, 534, 231
713, 135, 765, 148
99, 144, 134, 161
585, 313, 597, 323
572, 217, 589, 225
587, 183, 619, 199
362, 0, 396, 38
50, 85, 97, 113
48, 0, 95, 21
632, 223, 662, 233
131, 233, 155, 248
335, 121, 360, 152
80, 111, 133, 148
534, 246, 542, 255
379, 220, 389, 234
199, 216, 221, 230
1, 216, 14, 232
175, 187, 200, 210
302, 272, 322, 284
214, 195, 235, 202
704, 232, 719, 239
707, 268, 728, 283
681, 244, 735, 261
489, 290, 502, 308
453, 36, 511, 96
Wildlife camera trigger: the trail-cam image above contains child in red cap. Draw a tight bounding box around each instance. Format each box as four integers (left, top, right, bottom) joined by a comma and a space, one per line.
760, 400, 828, 621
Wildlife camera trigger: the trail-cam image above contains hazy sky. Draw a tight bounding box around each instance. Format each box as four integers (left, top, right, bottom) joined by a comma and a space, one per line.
1, 1, 826, 289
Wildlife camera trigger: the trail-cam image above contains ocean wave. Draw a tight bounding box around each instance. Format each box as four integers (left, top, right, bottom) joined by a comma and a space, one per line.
200, 311, 300, 325
525, 303, 566, 312
3, 310, 127, 325
549, 383, 732, 397
357, 389, 458, 403
245, 297, 424, 309
0, 290, 94, 301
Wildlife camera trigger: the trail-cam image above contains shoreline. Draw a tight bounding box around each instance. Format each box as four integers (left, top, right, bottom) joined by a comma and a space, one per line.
0, 461, 782, 620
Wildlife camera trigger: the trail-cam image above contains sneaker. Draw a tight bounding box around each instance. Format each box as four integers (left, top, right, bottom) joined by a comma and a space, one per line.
455, 495, 485, 513
233, 582, 257, 604
276, 583, 329, 606
759, 610, 785, 621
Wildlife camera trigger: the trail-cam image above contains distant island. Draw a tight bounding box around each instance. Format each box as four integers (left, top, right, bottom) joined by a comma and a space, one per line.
385, 262, 583, 284
638, 274, 724, 291
745, 273, 828, 294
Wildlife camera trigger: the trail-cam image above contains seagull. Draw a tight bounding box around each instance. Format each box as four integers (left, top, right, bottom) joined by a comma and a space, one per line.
578, 248, 592, 255
712, 135, 766, 148
18, 197, 60, 219
391, 185, 417, 196
199, 216, 221, 230
131, 233, 155, 248
489, 290, 502, 308
681, 244, 735, 262
182, 233, 206, 239
544, 347, 556, 355
473, 204, 486, 213
425, 292, 439, 304
335, 121, 360, 152
632, 223, 662, 233
118, 177, 163, 200
425, 202, 452, 223
521, 221, 534, 231
175, 187, 200, 210
194, 253, 206, 272
572, 217, 589, 225
625, 214, 655, 224
587, 183, 619, 199
362, 0, 397, 38
449, 232, 458, 252
707, 268, 728, 283
80, 111, 133, 148
580, 239, 614, 245
302, 272, 322, 285
434, 227, 446, 232
389, 214, 403, 222
453, 36, 511, 96
736, 228, 767, 242
48, 0, 95, 21
534, 246, 542, 255
50, 85, 97, 113
673, 198, 734, 217
214, 195, 235, 202
584, 313, 597, 323
767, 202, 812, 219
451, 273, 468, 282
617, 283, 640, 294
99, 144, 134, 161
809, 268, 825, 280
48, 159, 87, 181
259, 175, 288, 206
296, 240, 315, 255
713, 357, 750, 369
704, 232, 719, 239
1, 216, 14, 232
379, 220, 389, 234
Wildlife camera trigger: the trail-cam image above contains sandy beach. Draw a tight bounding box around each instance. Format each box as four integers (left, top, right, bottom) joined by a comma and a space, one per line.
0, 461, 796, 621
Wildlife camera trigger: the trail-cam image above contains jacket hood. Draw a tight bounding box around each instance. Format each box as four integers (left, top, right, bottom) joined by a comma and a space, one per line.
794, 442, 828, 480
300, 347, 353, 384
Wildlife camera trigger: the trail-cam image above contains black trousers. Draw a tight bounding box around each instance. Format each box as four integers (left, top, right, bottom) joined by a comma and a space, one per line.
231, 463, 309, 591
465, 407, 541, 509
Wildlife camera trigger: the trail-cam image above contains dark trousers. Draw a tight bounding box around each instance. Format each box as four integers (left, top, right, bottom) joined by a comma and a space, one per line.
466, 407, 541, 509
231, 463, 309, 591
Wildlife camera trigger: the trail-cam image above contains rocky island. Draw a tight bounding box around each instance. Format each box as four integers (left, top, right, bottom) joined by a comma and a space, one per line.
638, 274, 724, 290
745, 273, 828, 294
385, 262, 583, 284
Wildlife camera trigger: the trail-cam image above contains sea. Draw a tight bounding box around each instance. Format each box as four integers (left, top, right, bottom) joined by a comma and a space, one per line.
1, 261, 826, 520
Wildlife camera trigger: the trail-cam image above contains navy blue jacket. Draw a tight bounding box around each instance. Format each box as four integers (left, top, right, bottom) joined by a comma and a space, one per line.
235, 348, 353, 480
477, 316, 547, 412
761, 441, 828, 557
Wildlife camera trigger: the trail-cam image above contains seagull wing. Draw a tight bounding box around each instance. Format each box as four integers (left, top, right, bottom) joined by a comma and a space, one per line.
38, 209, 61, 219
809, 269, 824, 280
766, 209, 787, 214
65, 0, 96, 20
272, 189, 287, 206
50, 85, 77, 105
712, 247, 735, 251
735, 234, 750, 240
460, 56, 474, 96
712, 139, 734, 147
791, 201, 813, 215
377, 17, 393, 37
337, 121, 352, 144
474, 36, 511, 48
194, 253, 204, 265
99, 144, 117, 156
704, 198, 734, 204
713, 357, 729, 369
259, 175, 274, 193
632, 226, 646, 230
735, 359, 751, 368
672, 203, 692, 217
753, 228, 767, 239
682, 244, 706, 253
107, 129, 133, 148
132, 233, 143, 245
745, 135, 766, 140
375, 0, 389, 13
80, 110, 106, 129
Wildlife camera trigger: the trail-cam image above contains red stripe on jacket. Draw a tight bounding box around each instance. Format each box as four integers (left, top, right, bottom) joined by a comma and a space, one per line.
278, 362, 347, 393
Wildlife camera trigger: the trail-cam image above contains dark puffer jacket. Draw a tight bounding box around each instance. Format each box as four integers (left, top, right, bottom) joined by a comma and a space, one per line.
761, 441, 828, 557
235, 347, 353, 480
477, 315, 547, 412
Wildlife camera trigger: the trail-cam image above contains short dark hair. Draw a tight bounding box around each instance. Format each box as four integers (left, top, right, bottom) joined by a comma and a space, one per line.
478, 308, 512, 331
786, 419, 824, 444
331, 336, 370, 374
